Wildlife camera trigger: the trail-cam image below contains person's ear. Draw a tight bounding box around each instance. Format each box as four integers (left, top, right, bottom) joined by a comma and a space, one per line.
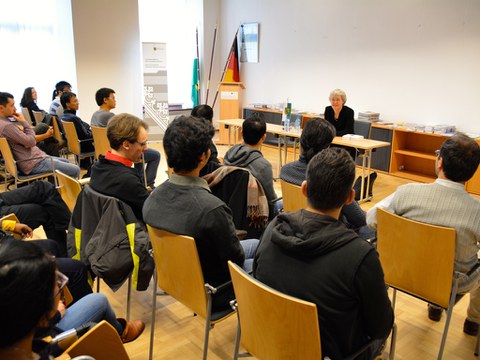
345, 188, 355, 205
261, 133, 267, 141
301, 180, 307, 198
122, 140, 131, 151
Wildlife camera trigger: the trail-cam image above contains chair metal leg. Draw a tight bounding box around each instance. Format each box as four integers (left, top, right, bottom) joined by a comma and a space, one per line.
475, 330, 480, 356
149, 271, 158, 360
437, 280, 458, 360
392, 289, 397, 311
389, 323, 397, 360
233, 310, 241, 360
203, 289, 214, 360
96, 278, 100, 292
126, 276, 132, 321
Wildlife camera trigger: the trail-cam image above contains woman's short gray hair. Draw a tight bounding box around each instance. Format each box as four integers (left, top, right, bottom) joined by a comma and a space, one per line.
329, 89, 347, 103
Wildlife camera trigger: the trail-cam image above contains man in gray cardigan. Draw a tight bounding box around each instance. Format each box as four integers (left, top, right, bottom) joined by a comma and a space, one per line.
367, 133, 480, 335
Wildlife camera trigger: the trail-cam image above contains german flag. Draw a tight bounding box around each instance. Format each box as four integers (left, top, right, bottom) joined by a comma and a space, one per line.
223, 36, 240, 82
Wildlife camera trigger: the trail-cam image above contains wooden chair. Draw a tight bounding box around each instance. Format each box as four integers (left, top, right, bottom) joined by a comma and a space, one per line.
376, 208, 458, 360
62, 320, 130, 360
280, 179, 306, 212
61, 121, 95, 165
228, 261, 321, 360
32, 110, 44, 124
0, 137, 56, 189
55, 170, 89, 212
147, 227, 235, 360
20, 107, 33, 125
91, 126, 110, 160
51, 116, 68, 158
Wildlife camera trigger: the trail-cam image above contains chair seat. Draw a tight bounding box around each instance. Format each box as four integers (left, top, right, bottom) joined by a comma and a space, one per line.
211, 307, 235, 322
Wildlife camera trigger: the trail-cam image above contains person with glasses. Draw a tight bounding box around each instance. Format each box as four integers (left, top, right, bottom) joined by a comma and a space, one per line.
91, 88, 161, 189
367, 133, 480, 335
0, 240, 145, 359
89, 113, 151, 221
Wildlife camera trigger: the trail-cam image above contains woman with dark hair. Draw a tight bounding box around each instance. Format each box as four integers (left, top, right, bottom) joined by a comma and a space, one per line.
20, 87, 63, 156
0, 240, 145, 359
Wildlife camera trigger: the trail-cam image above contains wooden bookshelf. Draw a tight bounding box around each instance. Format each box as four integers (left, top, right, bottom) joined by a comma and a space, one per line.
389, 129, 448, 182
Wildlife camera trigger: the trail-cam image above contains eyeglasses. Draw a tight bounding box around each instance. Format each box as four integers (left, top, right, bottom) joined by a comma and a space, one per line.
54, 270, 69, 297
434, 149, 440, 156
136, 140, 148, 147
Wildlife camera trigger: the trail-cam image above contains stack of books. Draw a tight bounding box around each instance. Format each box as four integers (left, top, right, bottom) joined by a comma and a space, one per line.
358, 111, 380, 122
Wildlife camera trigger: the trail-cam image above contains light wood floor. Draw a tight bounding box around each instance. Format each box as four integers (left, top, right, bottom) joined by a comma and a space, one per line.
29, 143, 480, 359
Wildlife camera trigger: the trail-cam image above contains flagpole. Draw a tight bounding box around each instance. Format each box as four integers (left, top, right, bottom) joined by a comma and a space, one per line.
195, 27, 201, 104
205, 24, 217, 105
212, 27, 239, 109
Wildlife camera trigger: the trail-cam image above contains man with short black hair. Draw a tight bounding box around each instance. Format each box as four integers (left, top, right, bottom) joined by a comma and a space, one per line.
368, 133, 480, 335
0, 92, 80, 179
91, 88, 160, 189
143, 115, 259, 311
254, 147, 393, 359
91, 88, 116, 127
224, 112, 279, 215
191, 104, 221, 176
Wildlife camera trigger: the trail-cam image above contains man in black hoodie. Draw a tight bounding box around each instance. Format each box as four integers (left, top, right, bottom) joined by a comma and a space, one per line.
254, 147, 393, 360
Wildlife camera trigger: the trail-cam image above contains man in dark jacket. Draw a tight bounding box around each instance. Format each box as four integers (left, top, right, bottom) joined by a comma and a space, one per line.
143, 115, 259, 311
254, 147, 393, 360
224, 112, 280, 216
60, 92, 94, 154
89, 113, 151, 221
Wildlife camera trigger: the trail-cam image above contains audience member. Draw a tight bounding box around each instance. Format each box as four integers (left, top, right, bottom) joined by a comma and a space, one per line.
91, 88, 160, 188
20, 87, 54, 126
0, 180, 71, 256
254, 147, 393, 359
191, 104, 221, 176
367, 133, 480, 335
49, 81, 72, 121
224, 112, 281, 216
61, 91, 94, 168
280, 118, 374, 240
143, 115, 259, 310
90, 113, 151, 221
91, 87, 116, 127
0, 92, 80, 179
0, 240, 144, 359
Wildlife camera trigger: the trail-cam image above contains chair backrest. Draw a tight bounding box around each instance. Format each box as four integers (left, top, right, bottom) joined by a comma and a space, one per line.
228, 261, 322, 360
64, 320, 130, 360
147, 226, 208, 318
51, 116, 64, 143
354, 120, 372, 138
0, 137, 18, 177
280, 179, 307, 212
91, 126, 110, 160
56, 170, 83, 212
62, 120, 81, 155
20, 107, 32, 125
376, 208, 456, 308
32, 111, 43, 124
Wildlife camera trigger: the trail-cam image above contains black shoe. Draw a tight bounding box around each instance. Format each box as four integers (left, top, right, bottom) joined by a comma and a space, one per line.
368, 172, 377, 197
464, 319, 479, 336
428, 304, 442, 322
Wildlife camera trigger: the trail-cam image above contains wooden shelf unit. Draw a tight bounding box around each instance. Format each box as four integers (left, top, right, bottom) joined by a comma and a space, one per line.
466, 139, 480, 195
389, 129, 448, 182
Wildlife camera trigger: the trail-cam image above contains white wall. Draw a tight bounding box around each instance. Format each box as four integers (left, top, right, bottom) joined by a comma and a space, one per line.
209, 0, 480, 133
71, 0, 143, 122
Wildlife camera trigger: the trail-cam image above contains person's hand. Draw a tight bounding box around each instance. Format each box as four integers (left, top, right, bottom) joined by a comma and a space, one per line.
14, 223, 33, 238
57, 300, 66, 318
11, 112, 26, 122
46, 127, 54, 137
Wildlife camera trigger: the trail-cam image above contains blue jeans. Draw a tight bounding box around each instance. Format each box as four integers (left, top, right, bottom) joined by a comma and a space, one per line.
32, 157, 80, 179
240, 238, 259, 273
56, 293, 123, 335
134, 148, 160, 189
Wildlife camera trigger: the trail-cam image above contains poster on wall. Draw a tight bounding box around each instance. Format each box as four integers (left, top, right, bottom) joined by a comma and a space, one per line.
142, 42, 169, 140
239, 23, 259, 63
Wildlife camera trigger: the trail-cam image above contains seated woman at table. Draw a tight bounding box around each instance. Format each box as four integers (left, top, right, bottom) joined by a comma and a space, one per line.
324, 88, 356, 159
280, 118, 375, 241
